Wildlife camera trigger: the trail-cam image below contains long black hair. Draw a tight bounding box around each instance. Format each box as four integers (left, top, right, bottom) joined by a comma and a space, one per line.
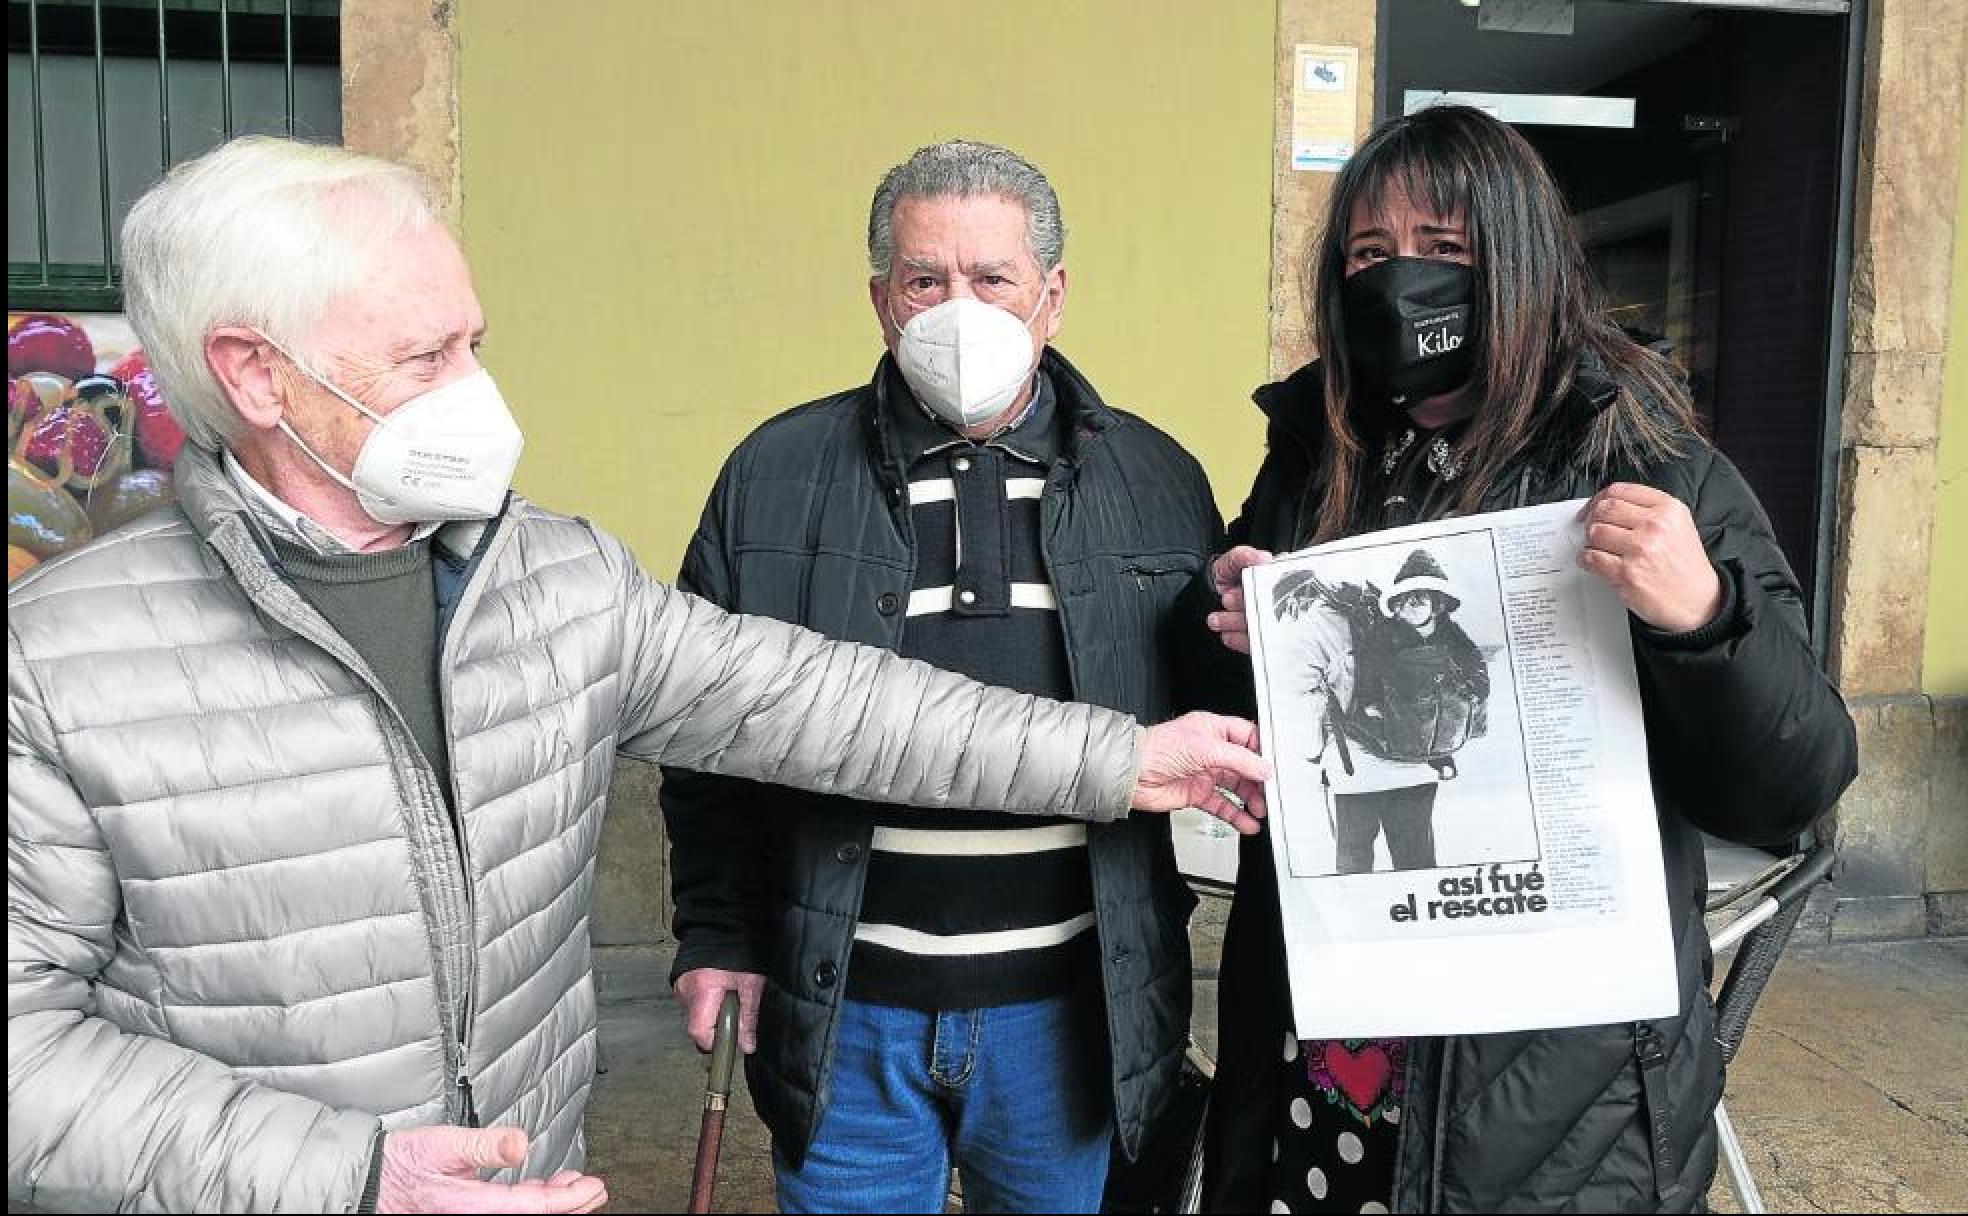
1306, 104, 1699, 543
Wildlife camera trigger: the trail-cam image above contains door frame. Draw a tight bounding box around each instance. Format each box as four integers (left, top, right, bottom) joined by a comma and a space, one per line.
1370, 0, 1862, 655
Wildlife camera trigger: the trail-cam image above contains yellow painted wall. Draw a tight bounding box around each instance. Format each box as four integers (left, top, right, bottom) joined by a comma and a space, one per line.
1925, 91, 1968, 696
454, 0, 1275, 579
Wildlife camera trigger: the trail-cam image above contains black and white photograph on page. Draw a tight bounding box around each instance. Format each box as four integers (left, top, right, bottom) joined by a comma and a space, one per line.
1264, 528, 1535, 879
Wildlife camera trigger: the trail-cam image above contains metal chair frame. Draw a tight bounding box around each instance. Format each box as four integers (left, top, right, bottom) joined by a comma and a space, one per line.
1701, 842, 1836, 1214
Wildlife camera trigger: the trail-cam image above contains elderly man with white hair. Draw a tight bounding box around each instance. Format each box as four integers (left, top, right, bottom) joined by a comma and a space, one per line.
5, 137, 1269, 1215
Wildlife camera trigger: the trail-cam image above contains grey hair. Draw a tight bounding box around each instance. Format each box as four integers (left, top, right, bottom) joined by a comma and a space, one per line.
120, 136, 438, 451
867, 140, 1065, 277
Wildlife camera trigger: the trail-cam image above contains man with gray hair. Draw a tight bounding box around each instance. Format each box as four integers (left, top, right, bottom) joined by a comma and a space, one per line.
663, 139, 1228, 1212
5, 136, 1270, 1214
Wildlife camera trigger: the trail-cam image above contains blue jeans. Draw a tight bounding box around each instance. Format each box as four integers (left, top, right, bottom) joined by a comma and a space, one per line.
773, 992, 1114, 1214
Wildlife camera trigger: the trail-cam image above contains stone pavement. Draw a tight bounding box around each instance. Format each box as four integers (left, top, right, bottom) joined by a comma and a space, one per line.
583, 932, 1967, 1214
1697, 939, 1966, 1213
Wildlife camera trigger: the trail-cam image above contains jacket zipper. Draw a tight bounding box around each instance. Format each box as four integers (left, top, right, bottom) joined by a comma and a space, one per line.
1119, 562, 1185, 592
216, 521, 486, 1127
1429, 1036, 1452, 1213
1632, 1020, 1678, 1203
1390, 1044, 1417, 1213
432, 513, 517, 1127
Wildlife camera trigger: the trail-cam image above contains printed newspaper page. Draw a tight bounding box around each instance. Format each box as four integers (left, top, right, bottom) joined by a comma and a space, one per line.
1242, 499, 1679, 1039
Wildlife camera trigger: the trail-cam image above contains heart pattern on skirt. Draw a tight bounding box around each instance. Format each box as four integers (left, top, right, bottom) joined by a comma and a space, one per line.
1306, 1037, 1407, 1124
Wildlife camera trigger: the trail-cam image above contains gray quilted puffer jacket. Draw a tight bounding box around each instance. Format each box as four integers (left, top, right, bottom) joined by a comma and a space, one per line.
7, 444, 1143, 1213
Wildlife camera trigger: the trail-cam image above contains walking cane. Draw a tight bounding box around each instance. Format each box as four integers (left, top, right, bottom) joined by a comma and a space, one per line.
687, 991, 742, 1214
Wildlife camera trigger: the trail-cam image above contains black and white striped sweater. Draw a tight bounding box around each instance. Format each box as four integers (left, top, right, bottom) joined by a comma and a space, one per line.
847, 373, 1098, 1010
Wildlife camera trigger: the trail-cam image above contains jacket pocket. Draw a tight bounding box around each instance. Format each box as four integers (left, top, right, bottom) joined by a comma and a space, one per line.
1115, 553, 1205, 620
1120, 560, 1192, 590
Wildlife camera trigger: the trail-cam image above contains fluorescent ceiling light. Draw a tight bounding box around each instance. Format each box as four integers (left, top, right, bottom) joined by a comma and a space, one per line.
1405, 90, 1636, 129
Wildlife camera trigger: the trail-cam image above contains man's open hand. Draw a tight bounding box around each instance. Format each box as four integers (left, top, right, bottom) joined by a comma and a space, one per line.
1133, 712, 1271, 833
375, 1125, 607, 1214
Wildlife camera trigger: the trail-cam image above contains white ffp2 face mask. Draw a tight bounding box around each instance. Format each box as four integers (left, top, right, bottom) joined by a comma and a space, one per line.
261, 333, 525, 525
890, 289, 1047, 430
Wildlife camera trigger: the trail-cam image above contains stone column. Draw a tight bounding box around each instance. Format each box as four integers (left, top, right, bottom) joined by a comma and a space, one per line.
1818, 0, 1968, 940
1270, 0, 1380, 378
1829, 0, 1966, 697
339, 0, 462, 227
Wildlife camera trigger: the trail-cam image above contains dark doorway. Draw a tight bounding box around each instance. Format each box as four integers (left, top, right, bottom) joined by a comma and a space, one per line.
1380, 0, 1853, 619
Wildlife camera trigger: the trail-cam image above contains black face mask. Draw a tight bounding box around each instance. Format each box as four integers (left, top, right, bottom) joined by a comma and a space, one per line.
1340, 257, 1476, 409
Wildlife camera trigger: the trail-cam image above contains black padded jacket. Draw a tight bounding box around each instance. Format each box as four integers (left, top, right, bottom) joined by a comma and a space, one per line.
660, 349, 1225, 1164
1199, 359, 1858, 1213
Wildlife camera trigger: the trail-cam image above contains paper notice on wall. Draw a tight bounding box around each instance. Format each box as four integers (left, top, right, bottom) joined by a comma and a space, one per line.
1241, 500, 1679, 1039
1291, 44, 1359, 172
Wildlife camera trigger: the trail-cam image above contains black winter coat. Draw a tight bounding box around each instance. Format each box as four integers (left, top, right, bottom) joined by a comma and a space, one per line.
660, 349, 1223, 1164
1352, 614, 1489, 762
1200, 360, 1858, 1213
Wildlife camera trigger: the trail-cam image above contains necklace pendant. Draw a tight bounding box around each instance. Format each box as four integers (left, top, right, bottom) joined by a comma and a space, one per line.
1426, 436, 1467, 482
1381, 428, 1417, 475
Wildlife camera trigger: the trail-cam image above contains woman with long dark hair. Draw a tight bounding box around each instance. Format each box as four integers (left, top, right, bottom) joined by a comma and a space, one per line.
1196, 105, 1856, 1213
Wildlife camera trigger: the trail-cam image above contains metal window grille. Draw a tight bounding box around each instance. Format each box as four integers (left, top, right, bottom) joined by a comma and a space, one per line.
7, 0, 341, 312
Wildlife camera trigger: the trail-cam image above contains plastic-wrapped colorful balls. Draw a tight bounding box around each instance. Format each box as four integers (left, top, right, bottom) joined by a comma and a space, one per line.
8, 455, 93, 558
112, 349, 185, 470
8, 314, 96, 382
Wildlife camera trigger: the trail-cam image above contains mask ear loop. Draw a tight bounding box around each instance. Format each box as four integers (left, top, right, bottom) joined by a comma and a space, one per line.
274, 417, 363, 494
1020, 269, 1053, 329
250, 328, 389, 426
997, 277, 1053, 430
977, 284, 1052, 440
250, 328, 377, 494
